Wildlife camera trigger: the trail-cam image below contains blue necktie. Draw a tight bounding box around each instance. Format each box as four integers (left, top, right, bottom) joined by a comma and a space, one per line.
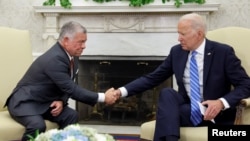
190, 51, 202, 126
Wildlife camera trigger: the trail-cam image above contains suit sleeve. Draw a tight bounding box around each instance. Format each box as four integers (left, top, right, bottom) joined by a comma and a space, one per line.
222, 46, 250, 107
44, 56, 98, 106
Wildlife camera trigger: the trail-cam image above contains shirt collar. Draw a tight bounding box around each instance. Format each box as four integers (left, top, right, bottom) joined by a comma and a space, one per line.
65, 50, 73, 61
194, 39, 206, 55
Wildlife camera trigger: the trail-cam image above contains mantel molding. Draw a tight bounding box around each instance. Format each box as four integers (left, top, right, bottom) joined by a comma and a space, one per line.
32, 1, 220, 57
33, 2, 220, 14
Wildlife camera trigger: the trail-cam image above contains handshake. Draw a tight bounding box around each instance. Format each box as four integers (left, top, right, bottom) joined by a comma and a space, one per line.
104, 88, 122, 105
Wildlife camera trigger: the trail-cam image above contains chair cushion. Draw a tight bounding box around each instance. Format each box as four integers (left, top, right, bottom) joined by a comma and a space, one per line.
180, 126, 207, 141
140, 120, 207, 141
0, 111, 58, 140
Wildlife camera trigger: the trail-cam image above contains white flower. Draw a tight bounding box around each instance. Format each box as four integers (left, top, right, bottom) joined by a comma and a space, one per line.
30, 124, 115, 141
94, 134, 106, 141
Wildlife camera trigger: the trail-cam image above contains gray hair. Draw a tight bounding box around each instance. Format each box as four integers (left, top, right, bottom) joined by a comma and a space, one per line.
58, 21, 87, 41
179, 13, 207, 35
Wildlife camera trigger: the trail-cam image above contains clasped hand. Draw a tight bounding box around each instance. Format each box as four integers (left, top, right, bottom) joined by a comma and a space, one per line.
202, 99, 224, 121
50, 100, 63, 117
104, 88, 121, 105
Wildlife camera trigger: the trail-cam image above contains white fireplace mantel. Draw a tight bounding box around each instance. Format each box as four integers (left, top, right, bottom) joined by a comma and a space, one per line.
33, 1, 220, 56
33, 1, 220, 13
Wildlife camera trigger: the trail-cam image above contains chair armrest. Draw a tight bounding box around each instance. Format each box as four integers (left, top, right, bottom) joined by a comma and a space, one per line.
240, 98, 250, 107
234, 97, 250, 125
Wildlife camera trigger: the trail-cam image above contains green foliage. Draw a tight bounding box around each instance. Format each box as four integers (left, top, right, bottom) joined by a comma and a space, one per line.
60, 0, 72, 8
43, 0, 56, 6
164, 0, 205, 8
129, 0, 155, 7
42, 0, 206, 8
26, 129, 40, 141
93, 0, 116, 3
43, 0, 72, 8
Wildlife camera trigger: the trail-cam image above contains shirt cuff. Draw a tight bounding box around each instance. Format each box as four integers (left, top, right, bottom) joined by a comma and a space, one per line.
219, 98, 230, 110
98, 93, 105, 102
119, 87, 128, 97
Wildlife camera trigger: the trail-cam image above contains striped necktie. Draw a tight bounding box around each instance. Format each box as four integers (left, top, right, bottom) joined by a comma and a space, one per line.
190, 51, 202, 126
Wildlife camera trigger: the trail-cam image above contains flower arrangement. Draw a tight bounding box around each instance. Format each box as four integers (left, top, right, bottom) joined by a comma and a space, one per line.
28, 124, 116, 141
42, 0, 206, 9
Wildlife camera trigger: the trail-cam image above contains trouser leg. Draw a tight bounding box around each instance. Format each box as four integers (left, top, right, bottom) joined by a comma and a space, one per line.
43, 106, 78, 129
153, 88, 187, 141
10, 114, 46, 141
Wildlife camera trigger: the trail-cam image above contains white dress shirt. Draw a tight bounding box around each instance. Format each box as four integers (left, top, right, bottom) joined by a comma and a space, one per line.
183, 39, 229, 109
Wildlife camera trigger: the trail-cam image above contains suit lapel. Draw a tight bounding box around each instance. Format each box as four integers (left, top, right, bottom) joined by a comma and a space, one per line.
72, 57, 79, 80
175, 49, 189, 82
203, 39, 214, 87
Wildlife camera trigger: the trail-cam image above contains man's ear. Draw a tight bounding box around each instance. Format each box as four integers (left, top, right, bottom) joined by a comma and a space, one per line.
62, 37, 70, 46
198, 30, 205, 38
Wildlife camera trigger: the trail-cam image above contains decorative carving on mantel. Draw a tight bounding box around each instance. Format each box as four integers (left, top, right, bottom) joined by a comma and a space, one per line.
33, 2, 220, 50
104, 15, 145, 32
33, 3, 220, 31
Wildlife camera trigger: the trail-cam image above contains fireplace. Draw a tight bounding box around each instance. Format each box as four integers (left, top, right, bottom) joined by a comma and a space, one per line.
76, 56, 171, 125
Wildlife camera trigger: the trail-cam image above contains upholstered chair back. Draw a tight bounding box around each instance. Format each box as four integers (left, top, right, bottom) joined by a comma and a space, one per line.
0, 27, 33, 111
206, 27, 250, 76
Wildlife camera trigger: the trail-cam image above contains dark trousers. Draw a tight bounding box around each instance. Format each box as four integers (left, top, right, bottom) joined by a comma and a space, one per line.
153, 88, 215, 141
10, 106, 78, 141
153, 88, 193, 141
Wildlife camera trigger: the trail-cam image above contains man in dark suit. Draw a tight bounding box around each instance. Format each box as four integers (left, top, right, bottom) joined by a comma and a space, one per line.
114, 13, 250, 141
5, 21, 117, 141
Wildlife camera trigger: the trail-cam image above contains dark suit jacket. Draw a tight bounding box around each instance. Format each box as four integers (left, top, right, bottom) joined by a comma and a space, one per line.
124, 39, 250, 124
5, 42, 98, 116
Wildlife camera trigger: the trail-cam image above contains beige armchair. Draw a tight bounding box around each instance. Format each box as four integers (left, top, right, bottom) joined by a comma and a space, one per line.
0, 27, 58, 140
140, 27, 250, 141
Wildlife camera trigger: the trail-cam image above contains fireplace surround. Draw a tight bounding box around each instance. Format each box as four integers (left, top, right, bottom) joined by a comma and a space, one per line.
33, 1, 220, 125
76, 56, 171, 125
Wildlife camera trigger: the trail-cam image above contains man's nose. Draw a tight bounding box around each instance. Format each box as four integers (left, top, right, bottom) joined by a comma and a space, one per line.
81, 43, 86, 49
178, 36, 182, 42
